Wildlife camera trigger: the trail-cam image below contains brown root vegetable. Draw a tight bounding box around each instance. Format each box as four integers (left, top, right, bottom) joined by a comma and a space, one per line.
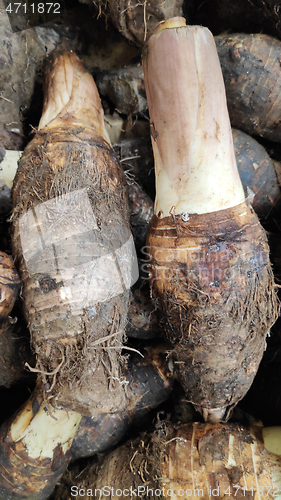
216, 33, 281, 142
53, 422, 281, 499
0, 318, 34, 388
232, 128, 281, 219
128, 181, 154, 251
0, 384, 81, 500
71, 344, 173, 459
97, 65, 147, 116
0, 4, 84, 151
142, 19, 278, 422
126, 283, 161, 339
0, 251, 33, 388
11, 51, 138, 416
0, 251, 20, 317
101, 0, 184, 47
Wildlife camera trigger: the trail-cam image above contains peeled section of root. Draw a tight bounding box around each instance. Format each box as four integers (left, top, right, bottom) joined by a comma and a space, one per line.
142, 19, 245, 217
11, 51, 138, 416
55, 422, 281, 499
71, 344, 173, 459
38, 51, 110, 143
142, 20, 278, 421
0, 386, 81, 500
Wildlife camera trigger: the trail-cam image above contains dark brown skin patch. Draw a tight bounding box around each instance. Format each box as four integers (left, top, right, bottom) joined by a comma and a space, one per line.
216, 33, 281, 142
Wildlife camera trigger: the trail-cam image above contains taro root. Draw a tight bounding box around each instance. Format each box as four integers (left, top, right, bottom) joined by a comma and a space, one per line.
71, 344, 173, 459
0, 384, 81, 500
128, 181, 154, 251
126, 282, 161, 339
53, 421, 281, 499
0, 251, 33, 388
142, 18, 278, 422
11, 51, 138, 417
216, 33, 281, 142
0, 345, 172, 498
102, 0, 184, 47
232, 128, 281, 219
97, 65, 147, 116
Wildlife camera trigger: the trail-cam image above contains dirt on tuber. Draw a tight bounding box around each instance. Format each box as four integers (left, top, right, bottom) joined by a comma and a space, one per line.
142, 18, 278, 422
11, 51, 138, 416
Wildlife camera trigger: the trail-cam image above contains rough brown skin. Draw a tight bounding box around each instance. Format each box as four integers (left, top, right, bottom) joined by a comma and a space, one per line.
0, 252, 20, 317
0, 251, 32, 388
216, 33, 281, 142
0, 318, 34, 388
99, 0, 184, 47
11, 53, 133, 416
52, 422, 281, 499
71, 345, 173, 459
126, 283, 161, 339
97, 65, 147, 116
147, 201, 278, 421
128, 181, 154, 252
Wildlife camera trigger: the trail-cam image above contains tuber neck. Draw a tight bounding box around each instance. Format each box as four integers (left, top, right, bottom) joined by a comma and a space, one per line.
143, 24, 245, 217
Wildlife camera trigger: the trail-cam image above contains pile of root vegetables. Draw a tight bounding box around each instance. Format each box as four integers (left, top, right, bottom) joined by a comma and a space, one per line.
1, 1, 281, 499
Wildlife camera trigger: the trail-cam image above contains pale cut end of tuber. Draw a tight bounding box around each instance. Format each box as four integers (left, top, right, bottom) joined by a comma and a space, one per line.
38, 51, 111, 144
262, 427, 281, 456
202, 407, 226, 424
142, 21, 245, 216
0, 386, 81, 499
153, 16, 186, 34
10, 396, 81, 459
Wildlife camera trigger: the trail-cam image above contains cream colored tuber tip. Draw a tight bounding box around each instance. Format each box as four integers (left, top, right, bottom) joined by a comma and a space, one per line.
143, 20, 245, 216
263, 427, 281, 456
0, 150, 22, 188
38, 51, 111, 144
153, 17, 186, 35
10, 394, 81, 459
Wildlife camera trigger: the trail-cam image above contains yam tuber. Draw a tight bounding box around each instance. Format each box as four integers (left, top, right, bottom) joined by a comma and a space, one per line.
53, 421, 281, 499
142, 18, 278, 421
126, 283, 161, 339
232, 128, 280, 220
216, 33, 281, 142
71, 344, 173, 459
11, 51, 138, 416
100, 0, 184, 47
0, 384, 81, 500
0, 251, 33, 388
